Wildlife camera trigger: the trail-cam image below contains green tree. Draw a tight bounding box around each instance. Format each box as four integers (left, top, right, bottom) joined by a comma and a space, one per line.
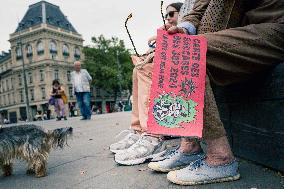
83, 35, 133, 103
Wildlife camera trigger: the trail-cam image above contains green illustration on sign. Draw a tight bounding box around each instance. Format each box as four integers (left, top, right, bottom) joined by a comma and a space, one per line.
153, 93, 197, 128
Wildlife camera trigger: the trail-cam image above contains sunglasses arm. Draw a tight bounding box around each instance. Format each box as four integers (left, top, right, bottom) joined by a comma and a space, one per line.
125, 13, 140, 57
161, 1, 167, 31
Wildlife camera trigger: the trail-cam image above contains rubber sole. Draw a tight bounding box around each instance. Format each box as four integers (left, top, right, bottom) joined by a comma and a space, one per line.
115, 150, 167, 166
109, 148, 127, 154
167, 172, 241, 186
148, 163, 186, 173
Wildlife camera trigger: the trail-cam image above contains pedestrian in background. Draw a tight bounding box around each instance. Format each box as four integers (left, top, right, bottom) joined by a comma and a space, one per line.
50, 79, 67, 121
71, 61, 92, 120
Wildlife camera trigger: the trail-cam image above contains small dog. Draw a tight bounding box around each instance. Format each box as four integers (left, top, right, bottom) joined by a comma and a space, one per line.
0, 124, 73, 177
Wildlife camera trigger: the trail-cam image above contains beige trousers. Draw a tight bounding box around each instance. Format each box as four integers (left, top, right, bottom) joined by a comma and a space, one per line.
130, 56, 154, 134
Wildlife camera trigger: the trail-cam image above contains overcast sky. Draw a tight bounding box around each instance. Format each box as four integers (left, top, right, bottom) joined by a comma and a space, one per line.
0, 0, 179, 54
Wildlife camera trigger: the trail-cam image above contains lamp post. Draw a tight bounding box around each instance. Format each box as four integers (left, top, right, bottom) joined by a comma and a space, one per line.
51, 52, 57, 79
17, 41, 32, 121
116, 50, 123, 102
0, 76, 3, 124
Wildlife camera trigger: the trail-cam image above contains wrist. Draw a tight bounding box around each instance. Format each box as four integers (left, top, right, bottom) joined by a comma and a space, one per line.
177, 22, 197, 35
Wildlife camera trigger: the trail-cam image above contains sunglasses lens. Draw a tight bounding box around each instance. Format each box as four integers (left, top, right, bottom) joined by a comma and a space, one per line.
169, 12, 174, 17
165, 11, 176, 18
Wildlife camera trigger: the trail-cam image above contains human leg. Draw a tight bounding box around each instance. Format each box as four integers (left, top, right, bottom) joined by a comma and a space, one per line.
54, 99, 61, 120
82, 92, 91, 119
167, 23, 284, 185
57, 98, 67, 120
114, 58, 166, 165
75, 92, 86, 119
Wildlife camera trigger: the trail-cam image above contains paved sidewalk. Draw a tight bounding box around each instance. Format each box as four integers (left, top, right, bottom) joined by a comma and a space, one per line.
0, 112, 283, 189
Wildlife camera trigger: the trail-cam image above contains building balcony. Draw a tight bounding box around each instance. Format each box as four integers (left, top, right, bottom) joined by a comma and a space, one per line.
26, 52, 33, 58
37, 50, 44, 55
16, 55, 22, 60
63, 52, 70, 57
74, 54, 80, 60
50, 50, 57, 54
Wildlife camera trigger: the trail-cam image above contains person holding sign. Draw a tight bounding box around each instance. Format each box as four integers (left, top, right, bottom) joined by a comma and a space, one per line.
110, 2, 185, 166
148, 0, 284, 186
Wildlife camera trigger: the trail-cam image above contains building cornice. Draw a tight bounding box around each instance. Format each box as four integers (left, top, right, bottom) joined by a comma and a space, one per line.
10, 24, 83, 44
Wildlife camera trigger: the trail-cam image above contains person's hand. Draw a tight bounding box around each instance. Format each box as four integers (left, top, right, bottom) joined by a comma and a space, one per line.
159, 23, 173, 31
148, 36, 156, 46
131, 55, 145, 62
167, 26, 187, 35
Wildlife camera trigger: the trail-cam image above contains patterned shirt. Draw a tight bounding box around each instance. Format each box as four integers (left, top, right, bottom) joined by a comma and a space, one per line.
178, 0, 196, 23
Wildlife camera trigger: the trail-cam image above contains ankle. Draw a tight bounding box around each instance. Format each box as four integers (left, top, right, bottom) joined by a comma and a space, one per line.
180, 146, 201, 154
205, 155, 235, 166
179, 139, 201, 154
205, 136, 235, 166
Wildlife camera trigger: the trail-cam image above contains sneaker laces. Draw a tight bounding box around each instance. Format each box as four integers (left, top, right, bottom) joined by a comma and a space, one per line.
123, 137, 148, 155
127, 135, 154, 151
115, 129, 134, 139
165, 148, 180, 159
136, 136, 152, 145
188, 159, 204, 170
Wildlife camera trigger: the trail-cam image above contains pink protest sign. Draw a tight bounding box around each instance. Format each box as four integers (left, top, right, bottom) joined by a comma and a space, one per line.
147, 30, 207, 138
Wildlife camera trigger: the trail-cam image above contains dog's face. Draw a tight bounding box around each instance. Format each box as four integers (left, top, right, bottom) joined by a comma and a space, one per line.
53, 127, 73, 136
50, 127, 73, 148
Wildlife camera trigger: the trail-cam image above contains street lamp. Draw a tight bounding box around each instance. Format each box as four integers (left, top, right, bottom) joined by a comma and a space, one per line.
17, 41, 32, 121
116, 50, 123, 102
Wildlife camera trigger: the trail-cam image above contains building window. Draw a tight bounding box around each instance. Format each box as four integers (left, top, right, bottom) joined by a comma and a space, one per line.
26, 44, 33, 57
28, 72, 33, 84
16, 47, 22, 60
49, 41, 57, 54
67, 70, 71, 82
74, 47, 80, 60
6, 79, 9, 90
30, 88, 34, 101
69, 87, 73, 98
2, 81, 5, 92
12, 93, 15, 104
41, 87, 46, 99
18, 74, 22, 86
37, 41, 44, 55
8, 94, 10, 105
20, 90, 24, 103
63, 44, 69, 56
40, 70, 45, 81
54, 69, 59, 80
11, 78, 13, 89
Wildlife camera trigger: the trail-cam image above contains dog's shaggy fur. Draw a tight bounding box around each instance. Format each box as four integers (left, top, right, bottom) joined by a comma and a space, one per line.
0, 124, 72, 177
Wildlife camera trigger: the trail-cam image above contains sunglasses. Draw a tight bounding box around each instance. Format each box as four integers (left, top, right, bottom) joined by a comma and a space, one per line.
165, 11, 178, 18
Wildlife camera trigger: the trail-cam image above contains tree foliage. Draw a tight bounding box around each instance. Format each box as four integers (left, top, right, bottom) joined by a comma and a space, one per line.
83, 35, 133, 101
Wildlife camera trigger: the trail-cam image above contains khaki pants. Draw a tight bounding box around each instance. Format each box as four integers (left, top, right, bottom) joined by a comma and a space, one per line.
130, 56, 153, 134
203, 23, 284, 140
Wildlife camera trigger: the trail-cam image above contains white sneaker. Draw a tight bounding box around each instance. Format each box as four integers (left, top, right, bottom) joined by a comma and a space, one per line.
114, 135, 166, 165
109, 130, 140, 153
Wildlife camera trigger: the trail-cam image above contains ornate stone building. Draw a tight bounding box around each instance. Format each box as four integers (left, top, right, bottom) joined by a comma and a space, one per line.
0, 1, 83, 122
